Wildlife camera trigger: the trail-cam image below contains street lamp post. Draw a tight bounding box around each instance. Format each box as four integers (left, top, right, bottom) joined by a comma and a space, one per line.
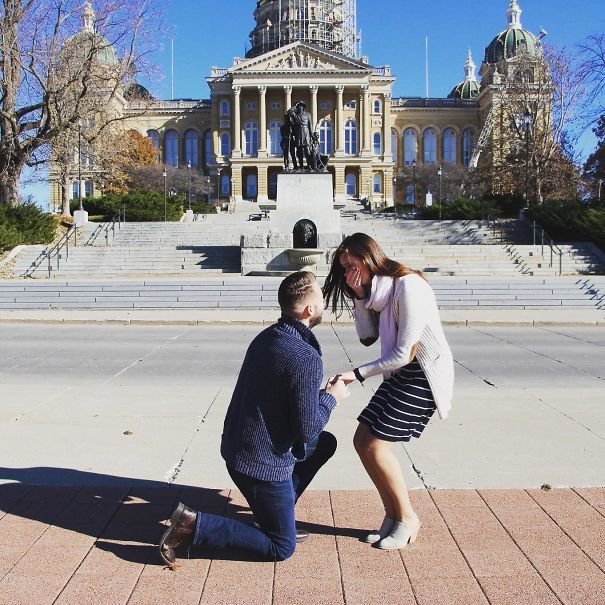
393, 175, 397, 221
412, 159, 417, 209
187, 161, 192, 211
162, 167, 167, 222
78, 119, 83, 212
598, 178, 603, 203
206, 175, 211, 204
437, 165, 442, 221
520, 110, 532, 207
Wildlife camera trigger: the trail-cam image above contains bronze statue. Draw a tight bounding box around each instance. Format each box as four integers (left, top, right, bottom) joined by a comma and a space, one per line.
286, 101, 314, 170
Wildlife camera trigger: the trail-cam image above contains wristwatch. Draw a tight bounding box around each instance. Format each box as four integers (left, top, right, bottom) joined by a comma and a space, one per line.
353, 367, 365, 383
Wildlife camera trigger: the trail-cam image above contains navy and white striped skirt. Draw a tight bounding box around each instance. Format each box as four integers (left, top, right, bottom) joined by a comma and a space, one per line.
357, 360, 436, 442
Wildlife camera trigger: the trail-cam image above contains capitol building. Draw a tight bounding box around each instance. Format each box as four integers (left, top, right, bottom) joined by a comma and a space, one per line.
51, 0, 546, 210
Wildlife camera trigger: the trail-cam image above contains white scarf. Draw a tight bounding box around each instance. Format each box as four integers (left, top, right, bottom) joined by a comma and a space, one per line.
365, 275, 397, 374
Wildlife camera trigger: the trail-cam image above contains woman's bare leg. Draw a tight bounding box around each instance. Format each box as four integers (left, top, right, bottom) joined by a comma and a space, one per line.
353, 423, 417, 524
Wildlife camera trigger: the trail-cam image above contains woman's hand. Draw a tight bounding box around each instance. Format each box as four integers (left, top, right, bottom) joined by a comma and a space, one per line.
338, 370, 357, 385
345, 266, 366, 299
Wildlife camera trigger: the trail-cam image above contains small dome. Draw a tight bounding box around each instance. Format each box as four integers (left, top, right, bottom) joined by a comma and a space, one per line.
124, 82, 153, 101
448, 79, 480, 100
484, 1, 541, 64
448, 50, 480, 99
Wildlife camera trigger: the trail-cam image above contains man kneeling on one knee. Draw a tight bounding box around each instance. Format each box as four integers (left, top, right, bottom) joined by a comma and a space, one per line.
159, 271, 349, 565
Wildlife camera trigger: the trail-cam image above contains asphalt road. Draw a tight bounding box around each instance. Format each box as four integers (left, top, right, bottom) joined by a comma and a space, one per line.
0, 324, 603, 490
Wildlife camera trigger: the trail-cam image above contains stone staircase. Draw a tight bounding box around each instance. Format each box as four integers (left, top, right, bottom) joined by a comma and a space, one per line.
8, 215, 605, 280
0, 276, 602, 311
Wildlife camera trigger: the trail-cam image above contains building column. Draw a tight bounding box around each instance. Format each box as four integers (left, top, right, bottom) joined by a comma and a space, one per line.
284, 85, 292, 112
232, 86, 242, 157
362, 87, 371, 154
334, 164, 346, 205
335, 85, 344, 153
257, 165, 269, 204
310, 85, 318, 130
258, 86, 267, 156
383, 93, 393, 162
231, 165, 243, 204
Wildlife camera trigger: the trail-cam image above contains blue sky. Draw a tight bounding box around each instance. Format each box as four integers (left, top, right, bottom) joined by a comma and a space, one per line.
152, 0, 603, 102
23, 0, 605, 206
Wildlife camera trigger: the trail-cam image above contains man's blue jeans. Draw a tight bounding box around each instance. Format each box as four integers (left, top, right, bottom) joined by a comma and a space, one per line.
193, 431, 336, 560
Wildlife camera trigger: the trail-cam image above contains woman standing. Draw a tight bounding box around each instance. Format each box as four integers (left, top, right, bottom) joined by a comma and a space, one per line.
323, 233, 454, 549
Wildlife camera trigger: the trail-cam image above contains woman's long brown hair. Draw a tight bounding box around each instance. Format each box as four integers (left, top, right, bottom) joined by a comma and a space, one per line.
323, 232, 424, 315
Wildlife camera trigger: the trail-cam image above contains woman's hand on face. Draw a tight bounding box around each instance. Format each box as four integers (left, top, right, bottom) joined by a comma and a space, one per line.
345, 267, 365, 298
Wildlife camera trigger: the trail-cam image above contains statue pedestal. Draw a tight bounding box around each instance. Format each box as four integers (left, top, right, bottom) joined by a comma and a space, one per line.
269, 173, 340, 243
241, 172, 342, 275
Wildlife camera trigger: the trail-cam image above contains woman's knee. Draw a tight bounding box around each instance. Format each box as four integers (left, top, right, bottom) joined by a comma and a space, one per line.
354, 425, 384, 458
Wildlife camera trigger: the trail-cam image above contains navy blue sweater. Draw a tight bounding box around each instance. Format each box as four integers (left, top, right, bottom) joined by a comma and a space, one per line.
221, 316, 337, 482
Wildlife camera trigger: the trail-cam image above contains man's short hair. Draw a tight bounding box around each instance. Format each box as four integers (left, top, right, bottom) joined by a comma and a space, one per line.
278, 271, 316, 315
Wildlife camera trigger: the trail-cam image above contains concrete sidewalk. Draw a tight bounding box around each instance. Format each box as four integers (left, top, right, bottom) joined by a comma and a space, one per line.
1, 485, 604, 605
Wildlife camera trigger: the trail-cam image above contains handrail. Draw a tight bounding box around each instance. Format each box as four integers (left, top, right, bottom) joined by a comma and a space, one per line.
101, 205, 126, 246
20, 222, 81, 278
532, 220, 563, 275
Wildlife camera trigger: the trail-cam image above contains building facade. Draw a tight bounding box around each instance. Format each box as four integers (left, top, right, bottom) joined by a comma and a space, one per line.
52, 0, 544, 210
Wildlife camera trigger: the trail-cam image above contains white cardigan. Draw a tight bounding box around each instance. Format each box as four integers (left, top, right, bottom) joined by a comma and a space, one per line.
354, 274, 454, 419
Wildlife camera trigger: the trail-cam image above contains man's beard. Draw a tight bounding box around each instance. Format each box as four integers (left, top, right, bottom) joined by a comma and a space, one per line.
308, 312, 323, 328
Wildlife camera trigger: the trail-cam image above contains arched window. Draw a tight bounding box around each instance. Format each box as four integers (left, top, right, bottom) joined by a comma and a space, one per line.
423, 128, 437, 164
219, 100, 230, 116
462, 128, 476, 166
405, 184, 414, 204
84, 181, 93, 197
245, 173, 257, 198
345, 173, 357, 197
244, 121, 258, 156
373, 99, 381, 114
373, 173, 382, 193
373, 132, 382, 156
269, 121, 281, 155
184, 130, 199, 167
147, 130, 159, 150
443, 128, 456, 164
165, 130, 179, 166
403, 129, 417, 165
204, 131, 213, 168
220, 132, 231, 157
391, 128, 398, 163
318, 119, 333, 155
220, 174, 230, 196
72, 181, 79, 200
344, 119, 357, 155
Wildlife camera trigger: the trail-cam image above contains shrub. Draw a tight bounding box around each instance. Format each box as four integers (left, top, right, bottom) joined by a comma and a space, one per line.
71, 191, 185, 221
527, 201, 605, 250
0, 203, 57, 252
421, 197, 499, 220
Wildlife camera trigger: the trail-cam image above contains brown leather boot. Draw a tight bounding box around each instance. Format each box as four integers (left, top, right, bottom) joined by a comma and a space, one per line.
159, 502, 197, 567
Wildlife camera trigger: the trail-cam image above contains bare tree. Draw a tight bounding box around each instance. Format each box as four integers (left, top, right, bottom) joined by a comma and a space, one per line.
579, 33, 605, 119
487, 44, 585, 203
0, 0, 161, 207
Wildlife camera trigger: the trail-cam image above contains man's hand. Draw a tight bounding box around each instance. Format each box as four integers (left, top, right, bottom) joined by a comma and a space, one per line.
325, 376, 349, 403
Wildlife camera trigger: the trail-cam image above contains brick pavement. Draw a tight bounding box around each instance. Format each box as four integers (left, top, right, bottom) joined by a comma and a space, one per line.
1, 485, 604, 605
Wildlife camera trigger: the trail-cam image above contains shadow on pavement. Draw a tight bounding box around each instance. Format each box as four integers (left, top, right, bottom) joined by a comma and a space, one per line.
0, 466, 364, 565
